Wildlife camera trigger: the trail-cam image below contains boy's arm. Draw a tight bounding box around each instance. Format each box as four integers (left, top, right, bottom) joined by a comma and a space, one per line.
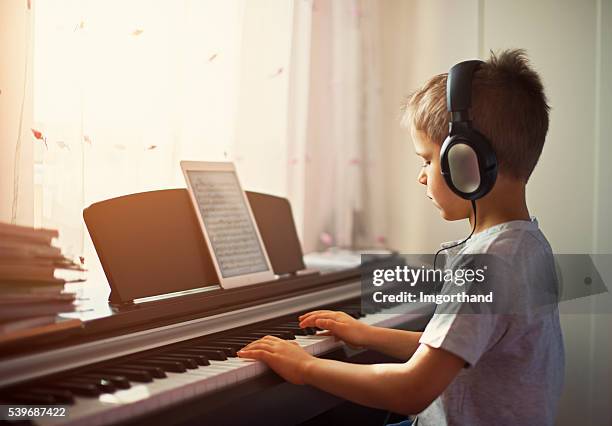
364, 327, 423, 360
238, 336, 464, 415
299, 310, 422, 360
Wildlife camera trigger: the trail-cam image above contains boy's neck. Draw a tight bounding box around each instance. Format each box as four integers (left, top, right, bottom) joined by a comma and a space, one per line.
468, 178, 530, 234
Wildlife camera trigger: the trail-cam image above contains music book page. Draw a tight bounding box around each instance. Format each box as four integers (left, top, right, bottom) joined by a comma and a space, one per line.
186, 170, 269, 278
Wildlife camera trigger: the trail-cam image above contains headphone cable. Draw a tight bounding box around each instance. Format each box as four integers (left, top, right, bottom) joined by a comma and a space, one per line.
433, 200, 477, 270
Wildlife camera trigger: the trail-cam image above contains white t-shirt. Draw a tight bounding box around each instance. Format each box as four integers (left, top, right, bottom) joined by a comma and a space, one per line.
416, 218, 565, 426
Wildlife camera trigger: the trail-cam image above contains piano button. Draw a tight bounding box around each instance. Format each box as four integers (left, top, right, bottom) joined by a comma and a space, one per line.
164, 353, 211, 366
188, 345, 236, 357
139, 360, 187, 373
150, 356, 198, 370
80, 374, 131, 389
48, 381, 102, 397
27, 387, 75, 404
64, 378, 117, 394
96, 368, 153, 383
119, 364, 167, 379
174, 348, 226, 361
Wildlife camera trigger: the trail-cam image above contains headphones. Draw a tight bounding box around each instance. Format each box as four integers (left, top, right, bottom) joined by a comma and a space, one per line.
440, 60, 498, 200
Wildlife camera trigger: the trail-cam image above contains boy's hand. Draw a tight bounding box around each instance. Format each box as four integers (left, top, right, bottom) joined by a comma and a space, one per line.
298, 310, 372, 349
237, 335, 315, 385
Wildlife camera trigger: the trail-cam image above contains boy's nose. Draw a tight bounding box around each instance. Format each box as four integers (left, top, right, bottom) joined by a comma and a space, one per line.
417, 169, 427, 186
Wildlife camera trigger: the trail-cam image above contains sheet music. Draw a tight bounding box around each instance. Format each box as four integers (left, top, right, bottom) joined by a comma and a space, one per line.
186, 170, 269, 278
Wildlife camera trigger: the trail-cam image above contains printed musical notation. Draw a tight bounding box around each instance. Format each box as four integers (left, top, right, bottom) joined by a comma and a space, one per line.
187, 171, 268, 278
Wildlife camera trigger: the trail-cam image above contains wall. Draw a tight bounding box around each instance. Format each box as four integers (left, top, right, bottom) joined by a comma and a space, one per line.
381, 0, 481, 254
380, 0, 612, 424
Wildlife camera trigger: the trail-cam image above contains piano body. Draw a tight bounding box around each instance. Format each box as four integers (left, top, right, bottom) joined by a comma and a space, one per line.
0, 190, 433, 426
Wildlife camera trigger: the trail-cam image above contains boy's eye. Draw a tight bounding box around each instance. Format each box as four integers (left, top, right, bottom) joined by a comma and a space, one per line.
422, 161, 431, 168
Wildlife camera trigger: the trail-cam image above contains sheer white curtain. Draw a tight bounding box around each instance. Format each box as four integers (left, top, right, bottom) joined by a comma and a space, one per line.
32, 0, 292, 251
288, 0, 387, 253
29, 0, 387, 295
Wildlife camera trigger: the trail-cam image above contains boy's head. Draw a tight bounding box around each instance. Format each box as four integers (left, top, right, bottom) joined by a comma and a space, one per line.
402, 49, 550, 220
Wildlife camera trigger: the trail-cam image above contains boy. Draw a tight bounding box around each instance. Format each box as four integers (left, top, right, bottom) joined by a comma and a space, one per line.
238, 49, 564, 425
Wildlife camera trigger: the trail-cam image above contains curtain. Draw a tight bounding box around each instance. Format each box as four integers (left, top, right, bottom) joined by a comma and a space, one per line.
32, 0, 293, 259
0, 0, 34, 226
27, 0, 387, 296
289, 0, 387, 253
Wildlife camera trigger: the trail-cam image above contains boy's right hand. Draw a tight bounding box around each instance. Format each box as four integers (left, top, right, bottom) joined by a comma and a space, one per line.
298, 310, 372, 349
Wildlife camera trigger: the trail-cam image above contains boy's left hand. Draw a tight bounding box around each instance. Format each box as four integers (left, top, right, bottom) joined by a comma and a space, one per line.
237, 335, 315, 385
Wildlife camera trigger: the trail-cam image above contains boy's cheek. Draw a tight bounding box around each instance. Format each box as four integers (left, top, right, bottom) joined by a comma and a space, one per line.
431, 183, 470, 220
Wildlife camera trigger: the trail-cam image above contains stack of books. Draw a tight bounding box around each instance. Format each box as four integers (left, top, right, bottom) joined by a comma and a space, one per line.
0, 222, 85, 340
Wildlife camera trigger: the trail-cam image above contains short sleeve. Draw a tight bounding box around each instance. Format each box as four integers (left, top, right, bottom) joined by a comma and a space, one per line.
419, 312, 502, 367
419, 253, 511, 366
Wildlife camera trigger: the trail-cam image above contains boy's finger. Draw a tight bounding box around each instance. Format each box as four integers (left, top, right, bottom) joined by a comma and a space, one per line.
261, 335, 283, 342
315, 318, 344, 331
299, 312, 343, 327
298, 310, 335, 321
241, 341, 274, 352
237, 349, 272, 361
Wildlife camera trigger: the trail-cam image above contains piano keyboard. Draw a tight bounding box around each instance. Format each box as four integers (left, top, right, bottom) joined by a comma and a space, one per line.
1, 298, 432, 426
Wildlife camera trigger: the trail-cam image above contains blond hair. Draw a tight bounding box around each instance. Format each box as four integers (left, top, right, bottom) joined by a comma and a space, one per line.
402, 49, 550, 182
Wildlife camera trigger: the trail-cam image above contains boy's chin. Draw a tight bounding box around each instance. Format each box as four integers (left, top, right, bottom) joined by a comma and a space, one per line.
439, 208, 468, 221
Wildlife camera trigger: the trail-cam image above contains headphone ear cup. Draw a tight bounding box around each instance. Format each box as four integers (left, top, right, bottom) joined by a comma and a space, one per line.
447, 141, 481, 194
440, 130, 497, 200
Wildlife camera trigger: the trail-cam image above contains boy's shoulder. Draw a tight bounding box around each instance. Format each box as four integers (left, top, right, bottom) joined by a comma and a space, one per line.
458, 217, 552, 259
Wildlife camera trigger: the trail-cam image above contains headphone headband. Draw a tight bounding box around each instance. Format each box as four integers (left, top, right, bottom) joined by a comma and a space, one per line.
446, 60, 484, 120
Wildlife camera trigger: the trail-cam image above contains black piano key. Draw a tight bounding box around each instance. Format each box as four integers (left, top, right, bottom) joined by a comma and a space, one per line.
119, 364, 167, 379
214, 337, 256, 344
0, 419, 34, 426
174, 348, 227, 361
188, 344, 236, 357
67, 378, 117, 393
80, 374, 131, 389
139, 360, 187, 373
27, 388, 75, 404
249, 331, 295, 340
7, 391, 57, 404
163, 353, 211, 366
275, 322, 316, 335
341, 306, 365, 317
245, 330, 295, 340
207, 341, 250, 352
361, 306, 377, 314
152, 356, 199, 369
149, 356, 199, 370
265, 325, 309, 335
289, 326, 317, 335
48, 381, 101, 397
283, 322, 318, 334
96, 368, 153, 383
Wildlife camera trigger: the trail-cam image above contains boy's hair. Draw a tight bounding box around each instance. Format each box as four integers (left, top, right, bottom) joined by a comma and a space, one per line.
402, 49, 550, 182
